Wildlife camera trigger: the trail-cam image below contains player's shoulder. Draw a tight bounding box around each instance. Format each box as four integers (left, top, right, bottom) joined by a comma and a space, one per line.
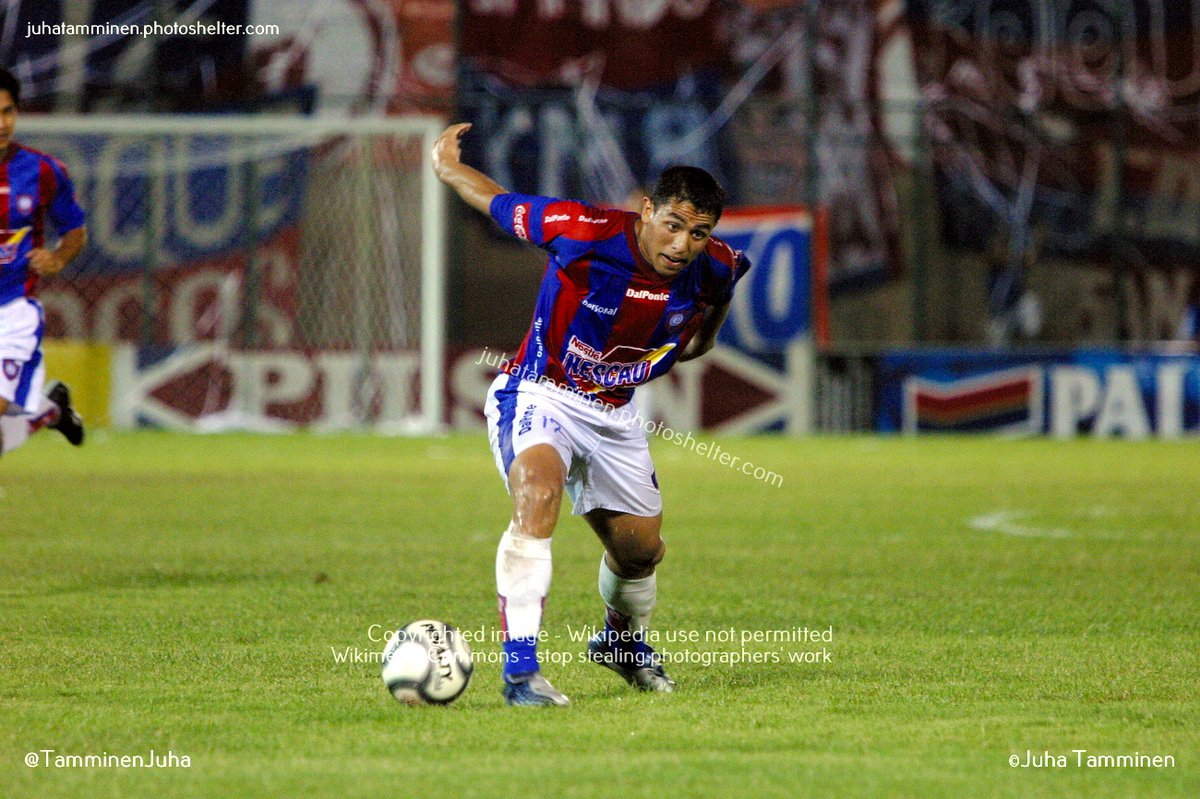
695, 234, 750, 301
9, 142, 71, 176
537, 199, 629, 242
702, 234, 741, 268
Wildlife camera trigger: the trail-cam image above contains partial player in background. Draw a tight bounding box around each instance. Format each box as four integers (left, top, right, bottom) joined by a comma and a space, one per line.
0, 66, 87, 458
433, 122, 751, 706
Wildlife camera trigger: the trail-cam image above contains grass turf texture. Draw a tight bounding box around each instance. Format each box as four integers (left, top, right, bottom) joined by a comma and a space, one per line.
1, 432, 1197, 798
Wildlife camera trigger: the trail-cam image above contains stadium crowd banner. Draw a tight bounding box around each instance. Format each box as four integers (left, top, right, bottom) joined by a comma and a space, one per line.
877, 349, 1200, 439
31, 130, 309, 344
715, 2, 911, 291
457, 71, 733, 204
459, 1, 724, 91
457, 0, 733, 204
246, 0, 455, 114
906, 0, 1200, 266
808, 0, 905, 292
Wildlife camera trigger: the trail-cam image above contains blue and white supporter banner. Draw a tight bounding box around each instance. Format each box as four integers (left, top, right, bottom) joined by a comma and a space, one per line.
717, 207, 816, 353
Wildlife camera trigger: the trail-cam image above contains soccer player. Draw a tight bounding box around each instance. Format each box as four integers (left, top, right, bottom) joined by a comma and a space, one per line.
0, 66, 86, 458
433, 123, 750, 706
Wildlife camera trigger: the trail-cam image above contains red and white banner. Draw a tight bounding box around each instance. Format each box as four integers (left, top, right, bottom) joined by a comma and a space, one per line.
111, 343, 811, 435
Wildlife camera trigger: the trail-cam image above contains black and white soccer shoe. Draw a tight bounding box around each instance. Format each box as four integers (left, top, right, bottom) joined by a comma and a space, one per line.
46, 381, 85, 446
587, 632, 676, 693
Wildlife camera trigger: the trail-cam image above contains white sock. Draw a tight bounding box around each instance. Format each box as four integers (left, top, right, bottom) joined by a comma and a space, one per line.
0, 414, 31, 455
598, 555, 657, 639
495, 522, 553, 641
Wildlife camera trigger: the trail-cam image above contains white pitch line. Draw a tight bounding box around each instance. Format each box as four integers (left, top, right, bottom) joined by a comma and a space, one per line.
968, 511, 1074, 539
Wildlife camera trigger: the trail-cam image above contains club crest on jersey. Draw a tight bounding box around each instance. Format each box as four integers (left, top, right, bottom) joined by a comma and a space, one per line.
562, 336, 675, 390
15, 195, 33, 215
2, 359, 18, 380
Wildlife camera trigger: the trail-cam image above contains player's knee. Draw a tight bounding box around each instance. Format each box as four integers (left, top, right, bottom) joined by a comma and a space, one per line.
645, 537, 667, 570
514, 480, 560, 511
509, 466, 562, 514
616, 536, 665, 576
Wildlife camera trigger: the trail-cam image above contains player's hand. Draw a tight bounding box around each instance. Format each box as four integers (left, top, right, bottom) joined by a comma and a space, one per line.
432, 123, 471, 178
430, 123, 507, 211
28, 248, 65, 276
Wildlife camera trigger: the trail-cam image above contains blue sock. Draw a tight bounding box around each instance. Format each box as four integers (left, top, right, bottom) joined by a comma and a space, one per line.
503, 637, 538, 679
603, 610, 654, 668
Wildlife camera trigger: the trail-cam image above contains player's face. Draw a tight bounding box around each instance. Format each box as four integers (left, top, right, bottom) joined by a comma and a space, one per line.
637, 197, 716, 278
0, 91, 15, 151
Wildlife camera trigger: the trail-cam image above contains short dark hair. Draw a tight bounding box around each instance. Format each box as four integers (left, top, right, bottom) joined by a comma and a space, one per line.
649, 166, 725, 221
0, 66, 18, 107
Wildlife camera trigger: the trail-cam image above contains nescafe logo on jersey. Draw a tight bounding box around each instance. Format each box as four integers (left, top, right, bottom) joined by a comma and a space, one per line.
0, 227, 30, 264
561, 336, 675, 390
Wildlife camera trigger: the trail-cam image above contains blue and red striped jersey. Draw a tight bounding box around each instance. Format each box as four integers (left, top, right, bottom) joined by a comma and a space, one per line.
0, 143, 86, 305
490, 192, 751, 408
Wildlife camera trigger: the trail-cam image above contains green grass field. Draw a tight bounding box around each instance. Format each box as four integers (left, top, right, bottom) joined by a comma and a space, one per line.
1, 431, 1197, 798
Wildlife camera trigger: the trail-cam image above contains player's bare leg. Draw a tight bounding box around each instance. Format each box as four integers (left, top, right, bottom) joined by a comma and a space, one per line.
508, 444, 566, 539
584, 509, 676, 692
496, 444, 570, 706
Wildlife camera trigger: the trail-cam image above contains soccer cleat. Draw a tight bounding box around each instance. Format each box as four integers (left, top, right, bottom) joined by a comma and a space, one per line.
502, 671, 571, 707
587, 632, 676, 693
46, 381, 84, 446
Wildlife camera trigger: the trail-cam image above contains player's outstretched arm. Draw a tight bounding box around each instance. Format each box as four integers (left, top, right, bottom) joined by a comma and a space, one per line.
28, 226, 87, 276
432, 123, 509, 216
677, 301, 731, 362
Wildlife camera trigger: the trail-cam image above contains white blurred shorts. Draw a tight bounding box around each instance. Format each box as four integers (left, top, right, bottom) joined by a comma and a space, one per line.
0, 297, 46, 415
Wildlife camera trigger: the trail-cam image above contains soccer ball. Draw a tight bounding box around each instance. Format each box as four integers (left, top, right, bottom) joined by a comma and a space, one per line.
381, 620, 473, 705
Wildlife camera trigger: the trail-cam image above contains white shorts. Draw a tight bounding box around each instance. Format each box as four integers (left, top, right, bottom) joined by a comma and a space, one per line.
0, 297, 46, 415
484, 373, 662, 518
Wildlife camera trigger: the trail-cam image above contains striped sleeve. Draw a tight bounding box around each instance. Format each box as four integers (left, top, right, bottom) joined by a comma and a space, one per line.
44, 156, 86, 234
489, 193, 623, 249
701, 236, 752, 305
